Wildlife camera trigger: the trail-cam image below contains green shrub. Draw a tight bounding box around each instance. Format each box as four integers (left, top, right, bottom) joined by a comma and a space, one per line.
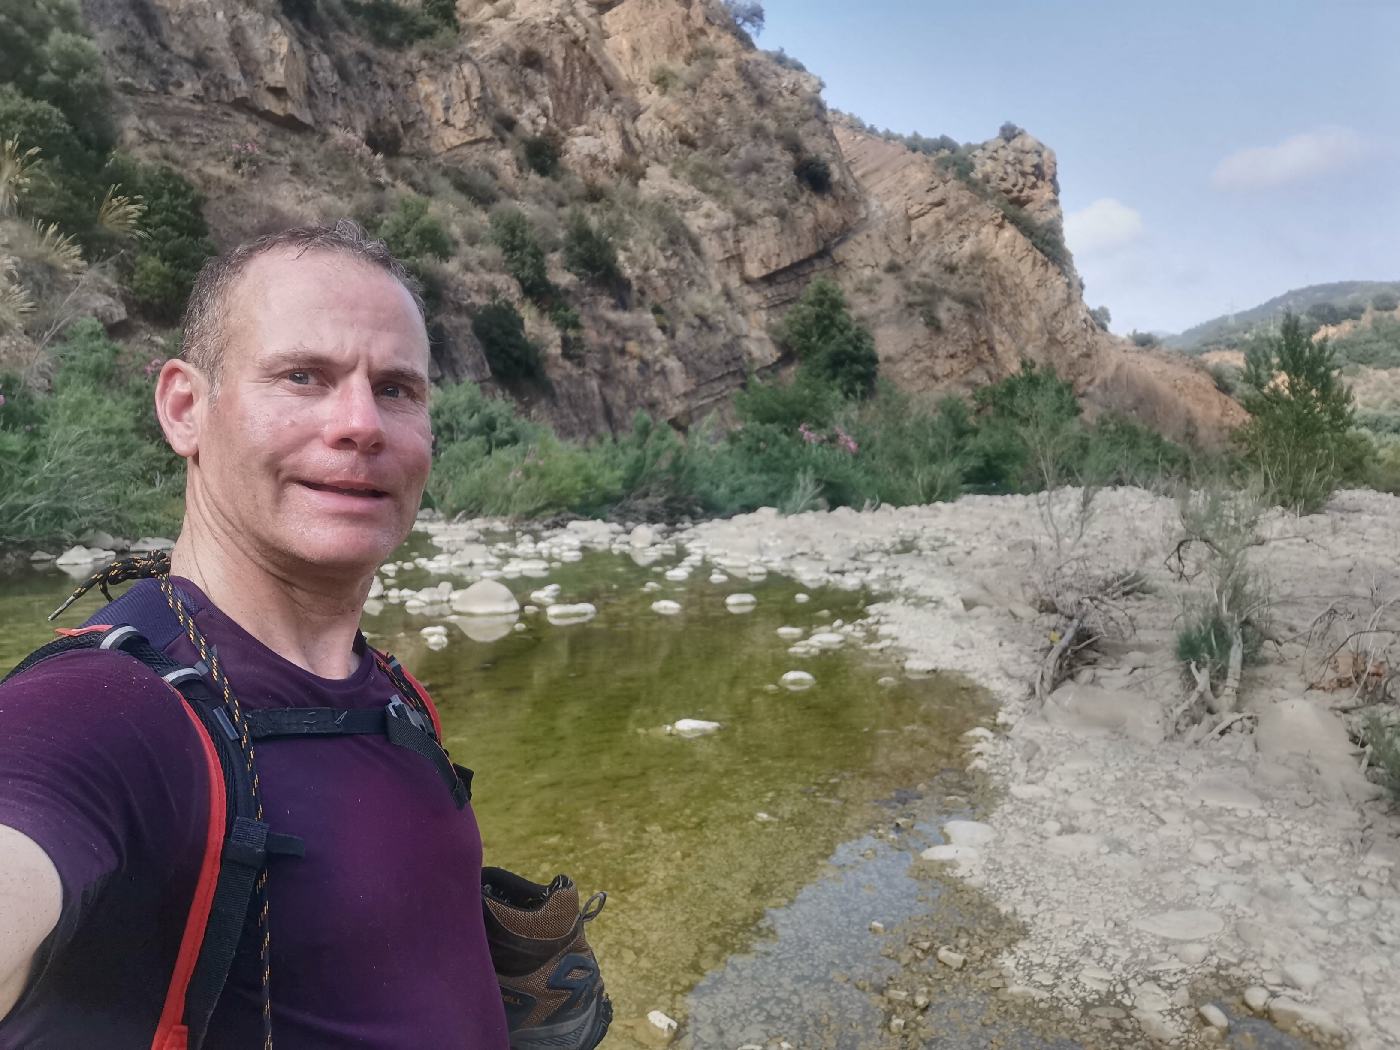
430, 379, 539, 453
376, 193, 454, 261
344, 0, 445, 45
1089, 305, 1111, 330
0, 0, 113, 156
793, 154, 832, 193
1130, 330, 1160, 348
109, 161, 215, 322
764, 48, 806, 73
446, 164, 498, 206
1238, 311, 1356, 512
1371, 291, 1399, 313
471, 299, 543, 382
562, 211, 621, 287
521, 135, 561, 178
1331, 316, 1400, 369
0, 320, 182, 548
778, 277, 878, 398
650, 66, 680, 94
421, 0, 459, 29
489, 208, 553, 304
1361, 714, 1400, 800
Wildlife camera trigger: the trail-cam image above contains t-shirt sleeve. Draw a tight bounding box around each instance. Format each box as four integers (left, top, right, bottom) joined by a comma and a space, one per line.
0, 648, 209, 958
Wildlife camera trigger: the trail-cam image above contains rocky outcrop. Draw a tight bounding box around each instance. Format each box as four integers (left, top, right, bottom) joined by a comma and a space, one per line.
81, 0, 1241, 444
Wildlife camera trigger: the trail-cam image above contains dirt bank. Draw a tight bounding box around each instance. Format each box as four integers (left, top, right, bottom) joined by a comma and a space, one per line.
679, 487, 1400, 1048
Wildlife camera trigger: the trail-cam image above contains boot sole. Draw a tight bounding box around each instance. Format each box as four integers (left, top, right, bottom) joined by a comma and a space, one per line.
509, 992, 613, 1050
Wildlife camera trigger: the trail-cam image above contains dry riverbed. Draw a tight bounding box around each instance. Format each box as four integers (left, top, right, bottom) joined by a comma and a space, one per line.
678, 486, 1400, 1049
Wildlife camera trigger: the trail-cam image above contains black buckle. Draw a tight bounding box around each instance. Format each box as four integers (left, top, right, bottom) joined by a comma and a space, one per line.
386, 696, 429, 735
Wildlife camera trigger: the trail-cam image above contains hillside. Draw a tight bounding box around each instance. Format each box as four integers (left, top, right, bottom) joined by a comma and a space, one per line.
1, 0, 1240, 447
1168, 280, 1400, 353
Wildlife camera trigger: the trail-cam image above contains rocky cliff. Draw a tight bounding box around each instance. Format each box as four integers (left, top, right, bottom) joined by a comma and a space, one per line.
84, 0, 1243, 443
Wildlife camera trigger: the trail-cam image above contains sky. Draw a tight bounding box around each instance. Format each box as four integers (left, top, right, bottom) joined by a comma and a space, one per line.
756, 0, 1400, 335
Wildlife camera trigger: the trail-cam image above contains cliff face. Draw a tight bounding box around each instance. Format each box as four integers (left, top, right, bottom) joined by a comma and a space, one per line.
84, 0, 1242, 444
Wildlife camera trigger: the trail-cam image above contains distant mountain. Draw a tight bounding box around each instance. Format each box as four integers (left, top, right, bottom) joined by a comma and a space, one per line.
1168, 281, 1400, 352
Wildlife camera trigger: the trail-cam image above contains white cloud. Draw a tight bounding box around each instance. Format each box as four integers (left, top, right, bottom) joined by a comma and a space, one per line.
1064, 197, 1145, 255
1211, 126, 1368, 191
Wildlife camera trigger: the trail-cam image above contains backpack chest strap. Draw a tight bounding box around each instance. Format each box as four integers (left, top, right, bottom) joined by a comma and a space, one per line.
243, 700, 471, 807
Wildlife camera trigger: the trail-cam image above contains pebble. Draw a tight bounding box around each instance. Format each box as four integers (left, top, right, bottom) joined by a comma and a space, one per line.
545, 603, 596, 624
1199, 1003, 1229, 1030
869, 921, 885, 934
1282, 959, 1321, 992
650, 600, 682, 616
808, 632, 845, 649
793, 593, 810, 604
725, 593, 757, 610
666, 719, 721, 738
936, 947, 966, 970
779, 670, 815, 691
1242, 986, 1270, 1013
775, 626, 805, 640
646, 1009, 677, 1036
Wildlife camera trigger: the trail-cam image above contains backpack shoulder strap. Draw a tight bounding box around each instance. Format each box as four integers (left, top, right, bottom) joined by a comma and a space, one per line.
5, 598, 288, 1050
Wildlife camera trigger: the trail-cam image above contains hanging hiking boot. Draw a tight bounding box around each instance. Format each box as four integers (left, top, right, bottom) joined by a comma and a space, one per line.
482, 866, 613, 1050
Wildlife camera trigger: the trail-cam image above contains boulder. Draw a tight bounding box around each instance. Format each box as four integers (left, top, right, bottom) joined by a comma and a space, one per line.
450, 579, 519, 616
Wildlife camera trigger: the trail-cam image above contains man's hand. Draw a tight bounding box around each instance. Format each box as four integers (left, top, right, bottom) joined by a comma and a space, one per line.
0, 824, 61, 1021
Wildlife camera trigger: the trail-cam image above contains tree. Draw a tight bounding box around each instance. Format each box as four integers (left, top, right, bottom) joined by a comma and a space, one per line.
563, 211, 621, 288
489, 209, 552, 304
779, 277, 879, 398
1238, 311, 1358, 512
472, 300, 543, 382
1089, 305, 1111, 331
723, 1, 765, 35
1371, 291, 1399, 313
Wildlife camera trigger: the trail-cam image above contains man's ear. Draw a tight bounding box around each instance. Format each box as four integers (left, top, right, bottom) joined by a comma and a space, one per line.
155, 359, 209, 459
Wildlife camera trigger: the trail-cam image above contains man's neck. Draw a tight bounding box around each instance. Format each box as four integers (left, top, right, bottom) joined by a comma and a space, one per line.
170, 527, 372, 681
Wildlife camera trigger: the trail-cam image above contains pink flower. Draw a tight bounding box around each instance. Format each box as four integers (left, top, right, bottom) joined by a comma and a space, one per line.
0, 389, 6, 408
834, 425, 859, 455
143, 357, 165, 378
798, 423, 821, 445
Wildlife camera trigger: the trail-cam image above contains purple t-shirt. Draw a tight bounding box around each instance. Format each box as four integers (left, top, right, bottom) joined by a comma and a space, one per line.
0, 579, 508, 1049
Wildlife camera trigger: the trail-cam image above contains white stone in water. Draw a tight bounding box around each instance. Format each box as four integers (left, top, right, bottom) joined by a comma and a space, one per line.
546, 603, 596, 624
775, 626, 804, 641
380, 563, 398, 576
362, 598, 385, 617
424, 633, 448, 651
646, 1010, 677, 1036
664, 568, 690, 582
877, 676, 897, 688
530, 585, 560, 604
1199, 1004, 1229, 1030
667, 719, 720, 738
420, 625, 448, 637
366, 575, 384, 599
651, 600, 682, 616
809, 632, 845, 649
920, 844, 979, 865
780, 670, 815, 691
709, 573, 728, 584
943, 820, 996, 848
642, 581, 662, 592
55, 545, 114, 566
1243, 987, 1270, 1014
457, 614, 517, 642
725, 593, 757, 610
793, 593, 810, 604
904, 656, 938, 676
451, 579, 520, 616
630, 525, 657, 548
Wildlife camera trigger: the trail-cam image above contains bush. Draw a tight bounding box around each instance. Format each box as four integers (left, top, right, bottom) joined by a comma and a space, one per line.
778, 277, 878, 398
489, 208, 553, 304
650, 66, 680, 94
1130, 329, 1160, 348
1089, 305, 1111, 331
430, 379, 539, 453
1361, 714, 1400, 800
965, 360, 1082, 491
0, 319, 182, 548
0, 0, 113, 157
1371, 291, 1400, 313
344, 0, 446, 45
471, 299, 543, 382
1331, 316, 1400, 369
562, 211, 621, 288
764, 48, 806, 73
793, 154, 832, 193
998, 122, 1024, 141
521, 135, 561, 178
1238, 311, 1357, 512
446, 164, 499, 206
376, 193, 454, 262
723, 0, 765, 34
110, 160, 215, 322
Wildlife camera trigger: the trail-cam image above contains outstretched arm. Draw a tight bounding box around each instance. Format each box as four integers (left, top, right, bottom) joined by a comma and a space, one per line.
0, 824, 61, 1021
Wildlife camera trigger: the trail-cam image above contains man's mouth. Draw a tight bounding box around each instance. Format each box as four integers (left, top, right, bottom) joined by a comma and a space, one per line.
300, 481, 390, 499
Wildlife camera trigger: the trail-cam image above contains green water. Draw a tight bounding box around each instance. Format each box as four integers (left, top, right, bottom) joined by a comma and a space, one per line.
0, 541, 993, 1045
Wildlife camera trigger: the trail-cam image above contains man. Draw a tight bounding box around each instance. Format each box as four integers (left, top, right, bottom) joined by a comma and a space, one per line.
0, 224, 608, 1049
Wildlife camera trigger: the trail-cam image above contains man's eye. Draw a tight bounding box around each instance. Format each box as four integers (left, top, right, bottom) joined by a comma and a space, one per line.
380, 384, 402, 399
287, 371, 312, 385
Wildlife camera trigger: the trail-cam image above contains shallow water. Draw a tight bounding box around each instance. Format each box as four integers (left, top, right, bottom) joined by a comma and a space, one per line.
0, 537, 1314, 1049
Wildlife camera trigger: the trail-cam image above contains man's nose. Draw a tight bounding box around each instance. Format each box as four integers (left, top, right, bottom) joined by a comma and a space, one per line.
323, 380, 385, 452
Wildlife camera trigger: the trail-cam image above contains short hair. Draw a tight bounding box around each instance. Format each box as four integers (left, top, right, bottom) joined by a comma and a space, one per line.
178, 220, 426, 388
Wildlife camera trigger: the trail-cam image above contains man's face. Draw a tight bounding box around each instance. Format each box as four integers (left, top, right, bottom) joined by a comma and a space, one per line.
188, 250, 433, 578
